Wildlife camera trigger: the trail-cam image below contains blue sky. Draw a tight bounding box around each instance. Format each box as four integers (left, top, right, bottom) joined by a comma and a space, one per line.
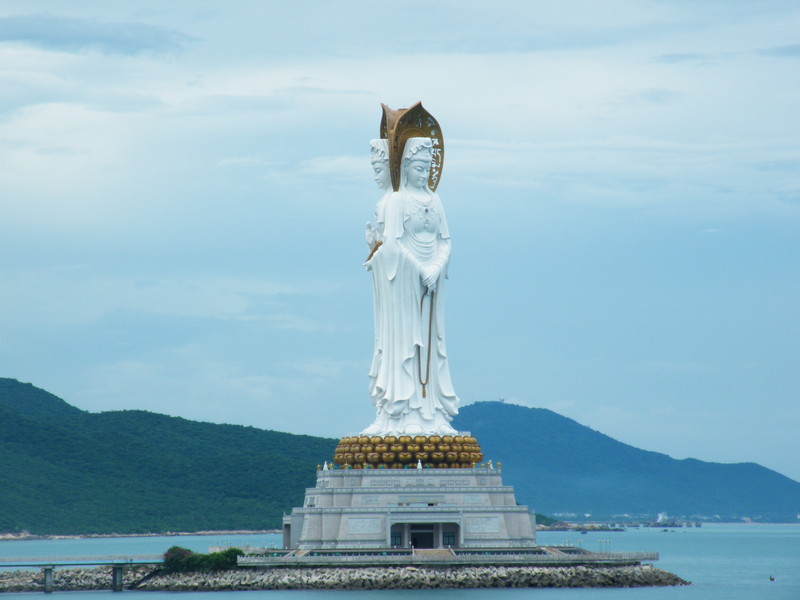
1, 1, 798, 482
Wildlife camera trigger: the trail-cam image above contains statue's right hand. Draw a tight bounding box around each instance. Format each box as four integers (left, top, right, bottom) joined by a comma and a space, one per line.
421, 265, 439, 289
365, 222, 376, 246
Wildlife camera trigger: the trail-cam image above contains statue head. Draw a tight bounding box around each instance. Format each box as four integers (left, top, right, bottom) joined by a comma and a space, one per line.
381, 102, 443, 192
401, 137, 433, 192
369, 139, 391, 191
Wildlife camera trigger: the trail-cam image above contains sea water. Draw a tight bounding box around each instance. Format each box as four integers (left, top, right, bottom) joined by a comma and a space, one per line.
1, 524, 798, 599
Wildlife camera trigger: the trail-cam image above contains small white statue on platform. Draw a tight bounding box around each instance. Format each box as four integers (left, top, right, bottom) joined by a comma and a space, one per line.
362, 103, 460, 437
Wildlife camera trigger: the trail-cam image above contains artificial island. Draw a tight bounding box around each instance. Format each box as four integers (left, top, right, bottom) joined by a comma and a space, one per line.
0, 104, 688, 593
228, 104, 686, 588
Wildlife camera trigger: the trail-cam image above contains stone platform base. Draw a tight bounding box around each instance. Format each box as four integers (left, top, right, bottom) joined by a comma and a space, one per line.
283, 465, 535, 550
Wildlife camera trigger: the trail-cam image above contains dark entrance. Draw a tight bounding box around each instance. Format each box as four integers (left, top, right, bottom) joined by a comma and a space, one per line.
410, 524, 435, 549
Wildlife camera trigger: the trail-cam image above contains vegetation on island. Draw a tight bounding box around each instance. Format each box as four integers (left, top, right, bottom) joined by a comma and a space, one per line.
2, 377, 799, 535
533, 513, 560, 526
162, 546, 244, 573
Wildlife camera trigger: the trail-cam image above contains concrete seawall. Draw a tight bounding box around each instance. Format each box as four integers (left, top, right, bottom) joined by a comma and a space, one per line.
0, 566, 153, 593
2, 565, 689, 591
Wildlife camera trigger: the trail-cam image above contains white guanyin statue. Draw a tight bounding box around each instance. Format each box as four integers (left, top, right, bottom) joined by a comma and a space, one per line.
362, 126, 460, 436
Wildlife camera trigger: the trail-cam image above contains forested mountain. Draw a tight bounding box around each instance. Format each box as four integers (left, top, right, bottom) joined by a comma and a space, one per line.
453, 402, 800, 521
0, 378, 336, 534
1, 378, 798, 534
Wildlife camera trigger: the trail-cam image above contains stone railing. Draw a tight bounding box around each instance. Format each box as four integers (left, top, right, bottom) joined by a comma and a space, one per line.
0, 555, 163, 567
239, 550, 658, 567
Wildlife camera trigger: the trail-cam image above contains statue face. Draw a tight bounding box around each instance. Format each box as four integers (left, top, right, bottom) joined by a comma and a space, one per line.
403, 158, 431, 191
372, 161, 391, 190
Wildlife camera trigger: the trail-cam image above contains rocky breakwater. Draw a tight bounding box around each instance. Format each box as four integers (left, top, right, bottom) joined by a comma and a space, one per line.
138, 565, 689, 590
0, 566, 155, 593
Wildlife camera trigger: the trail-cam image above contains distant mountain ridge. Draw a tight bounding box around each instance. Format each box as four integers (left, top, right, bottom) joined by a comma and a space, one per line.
452, 402, 800, 521
1, 378, 798, 534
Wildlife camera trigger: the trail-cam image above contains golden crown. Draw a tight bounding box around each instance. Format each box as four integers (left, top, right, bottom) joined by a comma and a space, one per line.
380, 101, 444, 192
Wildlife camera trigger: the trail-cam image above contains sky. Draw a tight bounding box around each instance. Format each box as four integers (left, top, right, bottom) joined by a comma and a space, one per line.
1, 1, 799, 482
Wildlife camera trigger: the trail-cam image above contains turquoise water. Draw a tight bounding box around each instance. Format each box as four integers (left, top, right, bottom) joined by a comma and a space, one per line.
1, 524, 798, 599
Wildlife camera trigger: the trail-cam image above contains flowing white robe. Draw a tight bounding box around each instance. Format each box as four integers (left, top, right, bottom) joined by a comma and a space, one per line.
362, 188, 459, 436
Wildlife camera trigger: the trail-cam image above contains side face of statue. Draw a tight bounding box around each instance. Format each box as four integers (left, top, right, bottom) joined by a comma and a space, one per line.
373, 158, 391, 191
365, 139, 391, 250
362, 136, 460, 436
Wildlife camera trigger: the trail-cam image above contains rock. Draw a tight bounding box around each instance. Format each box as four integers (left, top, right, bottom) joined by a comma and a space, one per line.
1, 564, 689, 592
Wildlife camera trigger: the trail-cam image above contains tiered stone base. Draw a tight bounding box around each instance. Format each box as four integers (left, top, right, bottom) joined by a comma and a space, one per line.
332, 435, 483, 469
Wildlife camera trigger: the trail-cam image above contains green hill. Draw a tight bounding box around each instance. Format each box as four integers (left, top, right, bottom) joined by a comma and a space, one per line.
1, 378, 798, 534
0, 378, 336, 534
453, 402, 800, 521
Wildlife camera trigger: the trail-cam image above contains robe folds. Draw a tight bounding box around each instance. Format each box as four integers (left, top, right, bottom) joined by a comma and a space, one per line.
362, 188, 460, 436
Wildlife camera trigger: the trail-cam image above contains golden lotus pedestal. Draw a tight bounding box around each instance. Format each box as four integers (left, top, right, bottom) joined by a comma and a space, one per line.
332, 434, 483, 470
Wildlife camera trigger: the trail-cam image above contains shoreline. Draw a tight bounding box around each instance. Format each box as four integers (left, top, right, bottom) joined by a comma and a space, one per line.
0, 565, 690, 591
0, 531, 281, 542
4, 521, 796, 541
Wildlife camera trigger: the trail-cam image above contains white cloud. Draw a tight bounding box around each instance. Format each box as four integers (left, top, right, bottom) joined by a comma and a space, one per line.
0, 268, 310, 329
0, 14, 194, 55
297, 156, 368, 181
444, 136, 800, 216
70, 347, 365, 436
217, 157, 275, 168
73, 350, 279, 423
758, 43, 800, 57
